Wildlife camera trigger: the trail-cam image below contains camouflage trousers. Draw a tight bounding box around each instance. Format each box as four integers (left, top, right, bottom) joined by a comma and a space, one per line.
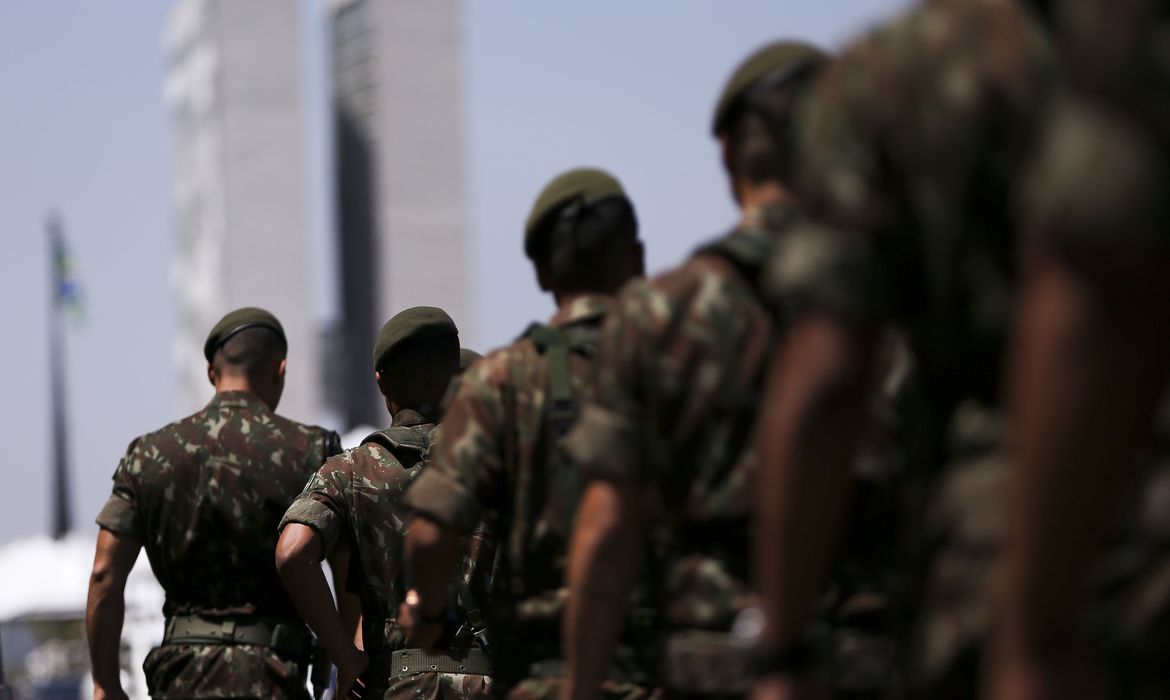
908, 417, 1170, 699
506, 675, 657, 700
384, 671, 493, 700
143, 642, 309, 700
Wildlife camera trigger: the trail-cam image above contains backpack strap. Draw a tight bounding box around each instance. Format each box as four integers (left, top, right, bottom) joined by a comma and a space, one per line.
361, 426, 433, 468
520, 322, 600, 531
692, 228, 778, 295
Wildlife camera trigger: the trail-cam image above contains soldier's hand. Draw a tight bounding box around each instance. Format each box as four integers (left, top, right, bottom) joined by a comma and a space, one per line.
398, 589, 445, 652
335, 646, 369, 700
750, 674, 826, 700
93, 686, 130, 700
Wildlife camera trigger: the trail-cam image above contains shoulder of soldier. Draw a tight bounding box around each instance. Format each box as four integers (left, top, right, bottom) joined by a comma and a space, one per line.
463, 336, 544, 391
268, 413, 343, 455
618, 251, 754, 326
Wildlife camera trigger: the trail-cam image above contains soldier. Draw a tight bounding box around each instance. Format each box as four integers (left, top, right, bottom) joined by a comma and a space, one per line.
275, 306, 493, 700
991, 1, 1170, 697
86, 307, 342, 700
746, 1, 1060, 698
559, 43, 831, 700
398, 168, 647, 700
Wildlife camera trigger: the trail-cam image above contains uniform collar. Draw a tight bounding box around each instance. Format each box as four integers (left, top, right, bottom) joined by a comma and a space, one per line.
207, 390, 271, 412
549, 293, 612, 328
392, 406, 437, 428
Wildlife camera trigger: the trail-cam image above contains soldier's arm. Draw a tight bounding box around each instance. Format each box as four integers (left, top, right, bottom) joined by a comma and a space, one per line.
990, 250, 1170, 694
400, 516, 462, 649
402, 363, 506, 648
564, 479, 643, 700
327, 545, 363, 647
86, 528, 141, 700
753, 315, 879, 674
276, 524, 369, 694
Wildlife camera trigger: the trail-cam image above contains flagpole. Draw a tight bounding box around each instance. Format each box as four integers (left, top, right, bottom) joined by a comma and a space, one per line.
47, 211, 73, 540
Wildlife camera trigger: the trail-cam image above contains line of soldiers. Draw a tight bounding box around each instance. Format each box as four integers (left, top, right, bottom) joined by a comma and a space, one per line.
85, 0, 1168, 699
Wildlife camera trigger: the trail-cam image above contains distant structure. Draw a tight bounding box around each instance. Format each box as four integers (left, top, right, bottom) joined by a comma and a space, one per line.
329, 0, 470, 428
164, 0, 324, 423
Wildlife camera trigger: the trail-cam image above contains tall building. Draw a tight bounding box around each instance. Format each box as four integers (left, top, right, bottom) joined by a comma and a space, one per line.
165, 0, 324, 423
329, 0, 470, 428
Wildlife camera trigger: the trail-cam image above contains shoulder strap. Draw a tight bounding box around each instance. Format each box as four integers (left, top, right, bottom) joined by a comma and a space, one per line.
693, 229, 778, 293
361, 426, 433, 466
521, 322, 602, 533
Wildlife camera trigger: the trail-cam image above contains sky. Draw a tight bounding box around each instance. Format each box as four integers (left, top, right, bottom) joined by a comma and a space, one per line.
0, 0, 906, 546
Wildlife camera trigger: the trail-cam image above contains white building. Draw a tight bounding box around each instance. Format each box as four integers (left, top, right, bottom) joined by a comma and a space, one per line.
329, 0, 470, 428
165, 0, 324, 424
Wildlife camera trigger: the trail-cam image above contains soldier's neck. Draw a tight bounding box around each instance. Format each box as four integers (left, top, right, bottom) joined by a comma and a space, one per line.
215, 375, 258, 397
738, 180, 794, 216
553, 292, 597, 314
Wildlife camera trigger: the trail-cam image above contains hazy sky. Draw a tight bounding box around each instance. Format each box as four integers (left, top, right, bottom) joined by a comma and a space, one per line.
0, 1, 905, 545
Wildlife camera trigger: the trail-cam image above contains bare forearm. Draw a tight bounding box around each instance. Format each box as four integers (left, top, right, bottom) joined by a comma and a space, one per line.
565, 481, 641, 700
86, 529, 140, 698
277, 527, 353, 662
1001, 257, 1170, 656
753, 319, 877, 650
86, 583, 126, 692
404, 516, 462, 617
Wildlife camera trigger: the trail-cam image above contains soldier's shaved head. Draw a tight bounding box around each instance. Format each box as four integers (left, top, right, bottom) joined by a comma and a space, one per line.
212, 326, 287, 381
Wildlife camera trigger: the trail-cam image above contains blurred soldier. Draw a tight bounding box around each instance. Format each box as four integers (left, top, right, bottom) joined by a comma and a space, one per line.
87, 307, 342, 700
747, 1, 1060, 698
992, 1, 1170, 697
559, 43, 830, 700
276, 307, 494, 700
399, 168, 647, 700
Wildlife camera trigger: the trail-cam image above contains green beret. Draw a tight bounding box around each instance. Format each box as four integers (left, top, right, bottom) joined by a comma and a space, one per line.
711, 40, 828, 137
204, 307, 286, 362
459, 348, 483, 371
524, 167, 628, 258
372, 306, 459, 371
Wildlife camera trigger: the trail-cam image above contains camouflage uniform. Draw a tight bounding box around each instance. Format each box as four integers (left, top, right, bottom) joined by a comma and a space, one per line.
95, 390, 341, 700
405, 295, 656, 700
761, 0, 1058, 695
562, 209, 797, 699
279, 408, 493, 700
990, 2, 1170, 696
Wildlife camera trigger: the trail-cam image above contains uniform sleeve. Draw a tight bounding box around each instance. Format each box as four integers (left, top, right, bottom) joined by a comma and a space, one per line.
279, 458, 350, 557
762, 47, 894, 326
564, 290, 648, 483
405, 365, 506, 533
95, 438, 144, 539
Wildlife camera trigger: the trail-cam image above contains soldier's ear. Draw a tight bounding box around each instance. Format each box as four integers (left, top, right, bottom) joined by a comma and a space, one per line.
534, 260, 552, 292
206, 362, 217, 388
375, 370, 391, 397
277, 358, 287, 383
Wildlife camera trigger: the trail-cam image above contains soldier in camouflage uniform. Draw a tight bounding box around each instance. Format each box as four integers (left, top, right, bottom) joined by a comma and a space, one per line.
991, 1, 1170, 697
398, 168, 648, 700
275, 307, 494, 700
746, 1, 1062, 698
558, 44, 834, 700
87, 307, 342, 700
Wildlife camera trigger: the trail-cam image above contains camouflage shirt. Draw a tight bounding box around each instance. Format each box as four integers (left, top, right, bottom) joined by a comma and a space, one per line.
96, 390, 341, 699
767, 0, 1056, 417
405, 295, 614, 671
564, 216, 792, 633
280, 408, 434, 654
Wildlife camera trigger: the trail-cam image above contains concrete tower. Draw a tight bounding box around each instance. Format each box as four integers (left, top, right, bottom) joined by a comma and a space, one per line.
165, 0, 324, 423
329, 0, 469, 428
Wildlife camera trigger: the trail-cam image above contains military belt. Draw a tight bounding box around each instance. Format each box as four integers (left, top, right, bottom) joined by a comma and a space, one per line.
661, 631, 750, 695
163, 614, 312, 660
370, 647, 493, 679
